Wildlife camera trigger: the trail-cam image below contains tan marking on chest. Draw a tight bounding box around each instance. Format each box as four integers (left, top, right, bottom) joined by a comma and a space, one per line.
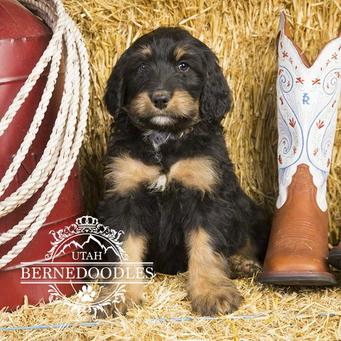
168, 157, 218, 193
105, 154, 161, 195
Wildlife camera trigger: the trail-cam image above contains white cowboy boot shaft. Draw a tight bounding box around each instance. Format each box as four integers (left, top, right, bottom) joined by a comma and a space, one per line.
276, 13, 341, 211
259, 12, 341, 285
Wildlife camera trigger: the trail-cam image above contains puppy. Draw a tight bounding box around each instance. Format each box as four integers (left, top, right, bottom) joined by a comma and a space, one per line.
96, 27, 270, 316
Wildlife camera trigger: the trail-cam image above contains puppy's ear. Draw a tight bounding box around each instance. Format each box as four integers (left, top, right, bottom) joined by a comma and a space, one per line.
200, 50, 232, 122
104, 54, 127, 118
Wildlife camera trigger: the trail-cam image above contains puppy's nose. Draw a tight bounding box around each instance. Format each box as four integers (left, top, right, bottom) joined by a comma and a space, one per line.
151, 91, 170, 109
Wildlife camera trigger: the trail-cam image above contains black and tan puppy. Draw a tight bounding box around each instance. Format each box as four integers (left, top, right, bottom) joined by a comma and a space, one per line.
96, 27, 270, 316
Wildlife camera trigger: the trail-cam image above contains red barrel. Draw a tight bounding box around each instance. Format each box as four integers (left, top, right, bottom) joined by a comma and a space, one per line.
0, 0, 84, 310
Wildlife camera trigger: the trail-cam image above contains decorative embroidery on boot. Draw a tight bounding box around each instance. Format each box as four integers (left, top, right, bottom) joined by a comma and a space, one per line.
276, 12, 341, 211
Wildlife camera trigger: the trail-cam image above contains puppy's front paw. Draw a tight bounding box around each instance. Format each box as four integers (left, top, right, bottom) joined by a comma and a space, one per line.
92, 283, 145, 318
190, 280, 243, 316
114, 289, 145, 316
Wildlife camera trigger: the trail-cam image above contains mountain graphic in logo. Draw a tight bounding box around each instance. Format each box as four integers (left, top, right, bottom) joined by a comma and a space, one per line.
53, 234, 124, 260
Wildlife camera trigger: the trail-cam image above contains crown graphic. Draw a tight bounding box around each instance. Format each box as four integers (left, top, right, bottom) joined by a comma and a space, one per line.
75, 216, 99, 232
46, 215, 125, 260
75, 216, 124, 242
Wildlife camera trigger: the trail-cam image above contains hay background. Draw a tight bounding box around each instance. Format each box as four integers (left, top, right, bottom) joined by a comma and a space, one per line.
62, 0, 341, 243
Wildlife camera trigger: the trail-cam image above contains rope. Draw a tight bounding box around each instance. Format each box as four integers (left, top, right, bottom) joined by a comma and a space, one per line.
0, 0, 90, 268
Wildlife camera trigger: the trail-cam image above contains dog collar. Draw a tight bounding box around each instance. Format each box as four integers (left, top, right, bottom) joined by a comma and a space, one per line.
143, 128, 193, 150
144, 131, 172, 150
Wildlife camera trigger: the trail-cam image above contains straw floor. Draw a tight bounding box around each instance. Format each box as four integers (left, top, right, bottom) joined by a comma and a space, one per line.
1, 1, 341, 340
1, 272, 341, 340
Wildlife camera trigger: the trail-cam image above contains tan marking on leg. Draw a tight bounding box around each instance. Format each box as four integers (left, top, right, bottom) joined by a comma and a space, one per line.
187, 227, 243, 315
168, 157, 218, 193
167, 90, 199, 119
105, 154, 160, 195
94, 234, 148, 318
123, 233, 147, 262
117, 234, 147, 313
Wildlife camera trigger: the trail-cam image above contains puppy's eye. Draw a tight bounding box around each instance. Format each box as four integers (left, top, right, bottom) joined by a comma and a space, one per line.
177, 62, 190, 72
138, 63, 147, 72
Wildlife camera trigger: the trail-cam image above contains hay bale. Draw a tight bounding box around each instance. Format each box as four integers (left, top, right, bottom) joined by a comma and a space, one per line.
63, 0, 341, 243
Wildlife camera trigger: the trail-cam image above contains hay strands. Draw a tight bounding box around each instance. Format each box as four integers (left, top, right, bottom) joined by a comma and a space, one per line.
1, 311, 340, 331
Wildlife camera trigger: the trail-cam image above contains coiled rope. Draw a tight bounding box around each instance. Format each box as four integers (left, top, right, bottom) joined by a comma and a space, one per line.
0, 0, 89, 268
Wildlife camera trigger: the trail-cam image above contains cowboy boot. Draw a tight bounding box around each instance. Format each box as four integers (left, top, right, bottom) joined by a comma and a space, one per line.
329, 241, 341, 270
259, 12, 341, 285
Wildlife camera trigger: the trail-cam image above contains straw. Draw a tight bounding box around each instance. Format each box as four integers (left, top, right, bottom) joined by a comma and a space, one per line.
1, 274, 340, 340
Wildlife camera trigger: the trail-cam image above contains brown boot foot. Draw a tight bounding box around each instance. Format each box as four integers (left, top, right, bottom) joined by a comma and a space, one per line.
258, 271, 336, 286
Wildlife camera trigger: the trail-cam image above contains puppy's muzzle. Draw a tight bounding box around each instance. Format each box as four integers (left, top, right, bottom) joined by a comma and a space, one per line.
150, 90, 170, 109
